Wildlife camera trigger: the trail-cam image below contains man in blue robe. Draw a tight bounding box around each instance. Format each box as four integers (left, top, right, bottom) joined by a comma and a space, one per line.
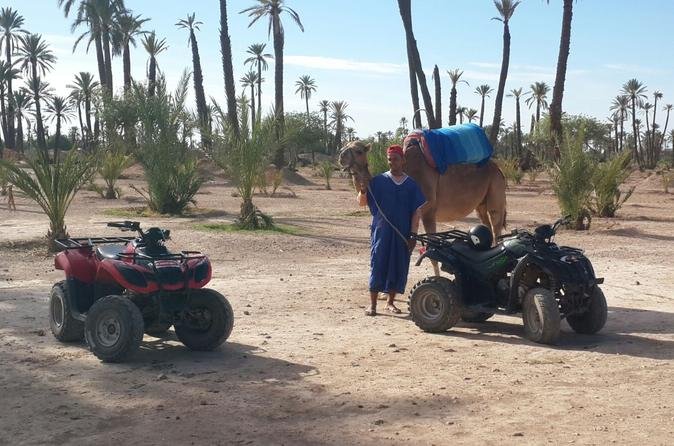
357, 145, 426, 316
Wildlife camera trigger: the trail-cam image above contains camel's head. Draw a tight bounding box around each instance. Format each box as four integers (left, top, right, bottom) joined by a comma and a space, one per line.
338, 140, 372, 191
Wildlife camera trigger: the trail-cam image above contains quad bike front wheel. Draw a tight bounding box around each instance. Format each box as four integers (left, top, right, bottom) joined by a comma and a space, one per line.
566, 286, 607, 334
84, 295, 144, 363
49, 281, 84, 342
522, 287, 561, 344
174, 289, 234, 351
408, 277, 461, 333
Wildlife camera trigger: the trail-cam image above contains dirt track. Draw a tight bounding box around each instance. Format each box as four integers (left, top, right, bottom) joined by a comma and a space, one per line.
1, 166, 673, 445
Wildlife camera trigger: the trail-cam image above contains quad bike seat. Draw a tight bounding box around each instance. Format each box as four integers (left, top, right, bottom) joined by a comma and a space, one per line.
451, 241, 505, 264
95, 244, 126, 260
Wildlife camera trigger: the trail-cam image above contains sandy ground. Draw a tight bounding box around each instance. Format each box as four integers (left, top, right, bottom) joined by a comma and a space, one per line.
1, 165, 673, 445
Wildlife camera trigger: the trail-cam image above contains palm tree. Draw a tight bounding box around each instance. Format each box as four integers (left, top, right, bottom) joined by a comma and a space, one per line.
622, 78, 647, 166
432, 65, 442, 126
447, 69, 468, 126
474, 84, 493, 127
507, 87, 523, 157
45, 96, 75, 161
176, 13, 211, 147
651, 90, 663, 164
295, 75, 316, 120
0, 60, 21, 155
67, 72, 99, 151
610, 95, 630, 152
489, 0, 521, 146
141, 32, 167, 97
114, 12, 148, 93
397, 0, 437, 129
68, 0, 126, 94
220, 0, 239, 138
525, 81, 550, 125
12, 90, 31, 153
24, 76, 53, 156
16, 34, 56, 152
547, 0, 573, 141
329, 100, 352, 151
0, 7, 28, 149
241, 0, 305, 167
244, 43, 272, 120
660, 104, 672, 152
318, 99, 330, 152
465, 108, 479, 124
240, 70, 258, 128
456, 106, 467, 124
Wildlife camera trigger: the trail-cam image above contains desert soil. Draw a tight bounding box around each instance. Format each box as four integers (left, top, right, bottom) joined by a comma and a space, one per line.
0, 165, 673, 445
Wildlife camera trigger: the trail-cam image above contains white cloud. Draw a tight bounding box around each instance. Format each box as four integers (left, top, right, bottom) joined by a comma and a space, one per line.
285, 55, 404, 74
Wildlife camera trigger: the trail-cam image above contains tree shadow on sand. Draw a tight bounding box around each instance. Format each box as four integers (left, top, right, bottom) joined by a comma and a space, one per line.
433, 306, 674, 361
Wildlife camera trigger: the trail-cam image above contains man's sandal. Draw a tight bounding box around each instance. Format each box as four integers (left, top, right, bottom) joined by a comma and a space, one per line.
365, 308, 377, 316
386, 305, 402, 314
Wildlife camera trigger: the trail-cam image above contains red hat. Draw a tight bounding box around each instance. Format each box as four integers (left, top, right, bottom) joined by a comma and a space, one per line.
386, 144, 404, 158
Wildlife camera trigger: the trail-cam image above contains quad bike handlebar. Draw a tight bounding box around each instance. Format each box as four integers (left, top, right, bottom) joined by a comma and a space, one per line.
107, 221, 170, 245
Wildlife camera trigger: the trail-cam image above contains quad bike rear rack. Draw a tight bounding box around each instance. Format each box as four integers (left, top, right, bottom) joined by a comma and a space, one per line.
55, 236, 136, 250
412, 230, 470, 248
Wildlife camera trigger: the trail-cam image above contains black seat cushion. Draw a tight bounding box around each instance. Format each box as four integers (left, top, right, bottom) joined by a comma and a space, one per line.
95, 244, 126, 260
451, 241, 505, 264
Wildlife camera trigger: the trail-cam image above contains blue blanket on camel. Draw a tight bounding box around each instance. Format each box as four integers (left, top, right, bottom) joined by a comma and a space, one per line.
422, 123, 494, 174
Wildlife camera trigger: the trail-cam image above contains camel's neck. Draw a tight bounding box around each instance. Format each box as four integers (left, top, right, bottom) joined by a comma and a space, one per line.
352, 164, 372, 191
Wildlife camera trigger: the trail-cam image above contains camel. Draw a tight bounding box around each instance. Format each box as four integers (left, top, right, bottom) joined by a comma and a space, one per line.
338, 140, 507, 244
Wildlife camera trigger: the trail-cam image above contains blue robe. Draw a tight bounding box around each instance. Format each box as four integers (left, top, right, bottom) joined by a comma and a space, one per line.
366, 172, 426, 294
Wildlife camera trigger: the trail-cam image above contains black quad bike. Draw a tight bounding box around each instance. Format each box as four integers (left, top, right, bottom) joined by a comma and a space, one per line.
408, 217, 607, 344
50, 221, 234, 362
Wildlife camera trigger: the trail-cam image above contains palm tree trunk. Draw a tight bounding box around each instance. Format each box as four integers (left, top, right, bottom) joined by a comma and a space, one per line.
16, 114, 23, 153
645, 109, 652, 168
651, 98, 658, 164
549, 0, 572, 143
272, 14, 285, 166
77, 101, 84, 149
95, 35, 107, 89
449, 87, 457, 125
406, 39, 421, 129
31, 64, 47, 153
490, 22, 511, 147
660, 109, 670, 151
0, 89, 7, 148
305, 96, 309, 120
54, 116, 61, 162
123, 42, 131, 93
219, 0, 240, 138
398, 0, 436, 128
148, 57, 157, 96
619, 111, 624, 152
322, 110, 328, 153
250, 84, 256, 129
5, 42, 15, 148
256, 60, 262, 121
515, 97, 522, 157
479, 96, 485, 127
103, 30, 113, 94
85, 95, 92, 151
190, 30, 210, 148
433, 65, 442, 127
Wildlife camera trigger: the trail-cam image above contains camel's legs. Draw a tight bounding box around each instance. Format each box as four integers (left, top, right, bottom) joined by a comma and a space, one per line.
421, 211, 440, 276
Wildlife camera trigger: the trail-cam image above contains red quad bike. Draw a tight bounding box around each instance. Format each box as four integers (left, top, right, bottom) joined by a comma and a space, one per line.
50, 221, 234, 362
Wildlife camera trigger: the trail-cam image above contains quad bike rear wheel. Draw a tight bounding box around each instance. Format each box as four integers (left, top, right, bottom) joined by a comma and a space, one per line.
174, 289, 233, 351
566, 286, 607, 334
408, 277, 461, 333
522, 287, 561, 344
460, 309, 494, 323
49, 281, 85, 342
84, 295, 144, 362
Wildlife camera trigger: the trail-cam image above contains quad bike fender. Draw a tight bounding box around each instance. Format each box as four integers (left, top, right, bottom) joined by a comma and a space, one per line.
415, 248, 461, 275
507, 254, 555, 311
97, 260, 154, 293
54, 249, 97, 283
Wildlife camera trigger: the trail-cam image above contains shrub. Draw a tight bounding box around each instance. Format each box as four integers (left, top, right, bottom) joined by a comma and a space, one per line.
497, 157, 523, 185
550, 130, 595, 230
527, 167, 542, 183
96, 147, 133, 199
661, 170, 673, 193
131, 72, 203, 214
591, 150, 634, 217
318, 160, 335, 190
0, 151, 95, 249
367, 141, 389, 176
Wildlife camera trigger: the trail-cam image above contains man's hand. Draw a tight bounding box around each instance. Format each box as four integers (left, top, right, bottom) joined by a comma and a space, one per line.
407, 238, 417, 253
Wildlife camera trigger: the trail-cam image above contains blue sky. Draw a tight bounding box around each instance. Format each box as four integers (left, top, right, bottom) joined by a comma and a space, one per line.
5, 0, 674, 137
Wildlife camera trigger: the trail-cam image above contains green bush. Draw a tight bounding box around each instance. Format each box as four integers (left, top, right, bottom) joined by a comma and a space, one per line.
318, 160, 335, 190
591, 150, 634, 217
96, 147, 133, 199
0, 151, 95, 249
550, 130, 595, 230
497, 157, 523, 185
367, 141, 389, 176
131, 72, 203, 214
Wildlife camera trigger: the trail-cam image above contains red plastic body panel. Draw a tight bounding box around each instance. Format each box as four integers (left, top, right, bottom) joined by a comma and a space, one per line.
54, 248, 97, 283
